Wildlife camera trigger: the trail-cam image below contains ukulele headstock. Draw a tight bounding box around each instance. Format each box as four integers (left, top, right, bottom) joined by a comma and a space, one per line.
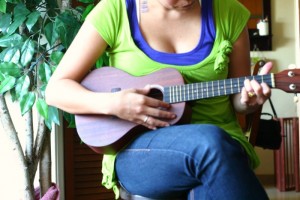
274, 69, 300, 93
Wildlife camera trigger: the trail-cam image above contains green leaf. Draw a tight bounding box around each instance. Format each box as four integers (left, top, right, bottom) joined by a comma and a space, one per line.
20, 91, 36, 115
6, 4, 30, 35
9, 87, 18, 102
50, 51, 64, 65
39, 84, 47, 97
0, 73, 4, 81
0, 0, 6, 13
0, 13, 11, 33
44, 0, 59, 18
15, 75, 30, 99
3, 47, 21, 64
81, 4, 94, 21
44, 22, 59, 47
7, 0, 22, 4
63, 112, 76, 128
0, 75, 16, 94
48, 106, 60, 125
20, 38, 35, 67
7, 18, 26, 36
25, 11, 40, 32
14, 3, 30, 20
0, 33, 23, 47
55, 12, 81, 48
0, 62, 21, 77
38, 63, 52, 84
45, 106, 60, 130
79, 0, 94, 3
36, 98, 48, 119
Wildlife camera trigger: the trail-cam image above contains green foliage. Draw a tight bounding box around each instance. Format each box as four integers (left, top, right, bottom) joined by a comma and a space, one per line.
0, 0, 103, 130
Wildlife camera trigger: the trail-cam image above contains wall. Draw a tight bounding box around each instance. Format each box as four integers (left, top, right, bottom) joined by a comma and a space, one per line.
254, 0, 299, 175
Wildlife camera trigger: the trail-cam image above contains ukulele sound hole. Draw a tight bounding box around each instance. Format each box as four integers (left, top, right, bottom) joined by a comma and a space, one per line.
148, 88, 163, 101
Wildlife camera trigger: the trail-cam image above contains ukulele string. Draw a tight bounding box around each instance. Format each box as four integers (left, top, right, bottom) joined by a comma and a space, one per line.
162, 75, 273, 102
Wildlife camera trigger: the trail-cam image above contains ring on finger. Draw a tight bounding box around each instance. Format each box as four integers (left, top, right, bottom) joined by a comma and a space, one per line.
143, 116, 149, 123
248, 92, 256, 98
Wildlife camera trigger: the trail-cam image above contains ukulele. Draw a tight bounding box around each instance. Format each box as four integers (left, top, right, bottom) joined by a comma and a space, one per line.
75, 67, 300, 154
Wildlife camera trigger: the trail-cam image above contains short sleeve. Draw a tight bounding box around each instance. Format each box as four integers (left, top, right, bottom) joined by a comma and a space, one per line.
214, 0, 250, 43
85, 0, 123, 47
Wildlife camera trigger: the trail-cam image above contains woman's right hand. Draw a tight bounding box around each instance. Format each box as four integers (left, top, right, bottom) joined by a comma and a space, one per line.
110, 85, 177, 130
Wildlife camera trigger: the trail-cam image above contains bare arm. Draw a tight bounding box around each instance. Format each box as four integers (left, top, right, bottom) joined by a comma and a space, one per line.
45, 22, 175, 129
228, 27, 272, 114
45, 22, 112, 114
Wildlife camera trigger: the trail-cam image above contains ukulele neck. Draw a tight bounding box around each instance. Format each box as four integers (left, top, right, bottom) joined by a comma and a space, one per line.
163, 74, 274, 103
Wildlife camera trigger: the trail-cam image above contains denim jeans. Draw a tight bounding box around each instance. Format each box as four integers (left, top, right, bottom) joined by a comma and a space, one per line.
115, 124, 269, 200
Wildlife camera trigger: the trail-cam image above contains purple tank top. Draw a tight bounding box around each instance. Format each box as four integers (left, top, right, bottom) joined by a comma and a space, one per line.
126, 0, 216, 65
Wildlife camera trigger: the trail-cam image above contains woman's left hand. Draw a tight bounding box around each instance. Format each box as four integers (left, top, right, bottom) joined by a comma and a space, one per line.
240, 62, 273, 107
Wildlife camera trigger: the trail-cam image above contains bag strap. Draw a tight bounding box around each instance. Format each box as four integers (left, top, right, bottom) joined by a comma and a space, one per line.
267, 98, 278, 118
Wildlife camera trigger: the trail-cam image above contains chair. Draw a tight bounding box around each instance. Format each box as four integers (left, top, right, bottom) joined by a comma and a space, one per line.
120, 187, 185, 200
120, 61, 265, 200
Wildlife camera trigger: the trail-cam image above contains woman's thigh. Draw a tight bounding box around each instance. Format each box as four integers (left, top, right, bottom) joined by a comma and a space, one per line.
115, 124, 267, 200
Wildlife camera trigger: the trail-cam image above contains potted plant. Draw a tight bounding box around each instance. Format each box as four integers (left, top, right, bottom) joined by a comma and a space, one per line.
0, 0, 105, 199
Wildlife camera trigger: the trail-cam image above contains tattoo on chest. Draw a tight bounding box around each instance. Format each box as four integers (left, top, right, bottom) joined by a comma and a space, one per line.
141, 0, 149, 13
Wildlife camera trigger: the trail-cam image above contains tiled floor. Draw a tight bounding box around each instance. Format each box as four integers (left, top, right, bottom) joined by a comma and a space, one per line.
259, 176, 300, 200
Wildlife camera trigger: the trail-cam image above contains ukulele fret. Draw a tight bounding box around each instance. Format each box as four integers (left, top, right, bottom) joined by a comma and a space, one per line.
224, 79, 227, 95
186, 85, 190, 101
206, 82, 209, 98
218, 81, 220, 96
230, 79, 233, 94
178, 85, 181, 102
198, 83, 201, 99
212, 81, 214, 97
176, 85, 179, 103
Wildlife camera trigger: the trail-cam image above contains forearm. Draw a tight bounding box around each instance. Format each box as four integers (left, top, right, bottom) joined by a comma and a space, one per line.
45, 79, 113, 115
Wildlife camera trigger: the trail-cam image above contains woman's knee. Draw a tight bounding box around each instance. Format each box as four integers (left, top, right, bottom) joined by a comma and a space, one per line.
193, 124, 234, 149
186, 124, 243, 162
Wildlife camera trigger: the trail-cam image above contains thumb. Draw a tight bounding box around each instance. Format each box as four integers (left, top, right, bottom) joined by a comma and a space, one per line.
259, 62, 273, 75
136, 84, 151, 95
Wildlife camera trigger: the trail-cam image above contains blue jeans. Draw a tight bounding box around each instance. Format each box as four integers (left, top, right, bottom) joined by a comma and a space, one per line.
115, 124, 269, 200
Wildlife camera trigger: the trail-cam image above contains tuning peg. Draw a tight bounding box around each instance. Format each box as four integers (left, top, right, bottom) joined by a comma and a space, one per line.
294, 93, 299, 103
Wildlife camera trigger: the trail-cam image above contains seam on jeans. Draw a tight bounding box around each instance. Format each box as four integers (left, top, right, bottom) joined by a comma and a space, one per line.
124, 148, 197, 159
123, 148, 201, 178
124, 148, 200, 164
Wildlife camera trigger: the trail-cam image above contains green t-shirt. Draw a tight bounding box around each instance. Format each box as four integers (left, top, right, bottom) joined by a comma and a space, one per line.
86, 0, 256, 198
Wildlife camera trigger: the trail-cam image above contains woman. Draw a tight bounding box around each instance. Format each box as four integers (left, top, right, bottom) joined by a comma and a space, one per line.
46, 0, 271, 199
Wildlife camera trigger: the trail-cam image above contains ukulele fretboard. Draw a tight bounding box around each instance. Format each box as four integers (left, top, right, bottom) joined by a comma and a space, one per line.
164, 74, 275, 103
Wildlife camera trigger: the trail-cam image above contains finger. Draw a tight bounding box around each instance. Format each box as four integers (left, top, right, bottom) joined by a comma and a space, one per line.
240, 87, 250, 103
261, 82, 271, 98
145, 106, 176, 119
137, 86, 171, 109
250, 80, 272, 105
259, 62, 273, 75
145, 97, 171, 109
135, 85, 151, 96
243, 79, 254, 93
141, 115, 169, 130
250, 79, 263, 95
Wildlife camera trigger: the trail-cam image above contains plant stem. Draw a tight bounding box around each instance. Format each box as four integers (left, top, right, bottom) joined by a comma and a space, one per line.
0, 95, 34, 200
